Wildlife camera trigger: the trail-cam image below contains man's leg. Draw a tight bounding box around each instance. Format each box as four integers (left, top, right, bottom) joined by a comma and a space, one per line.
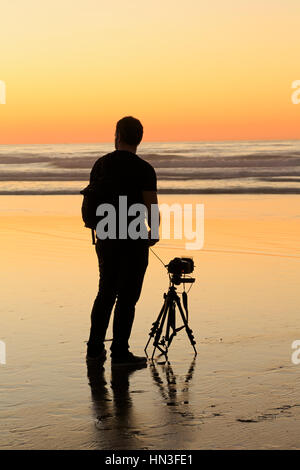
111, 241, 149, 357
88, 240, 118, 355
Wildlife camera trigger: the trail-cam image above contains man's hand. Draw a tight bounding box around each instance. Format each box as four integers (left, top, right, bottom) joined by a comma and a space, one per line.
142, 190, 160, 246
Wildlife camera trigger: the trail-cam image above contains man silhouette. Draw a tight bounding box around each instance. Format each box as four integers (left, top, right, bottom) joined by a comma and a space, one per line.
86, 116, 158, 365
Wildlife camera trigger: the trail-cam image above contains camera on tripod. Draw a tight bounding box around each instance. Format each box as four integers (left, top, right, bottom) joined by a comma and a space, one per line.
145, 255, 197, 358
167, 257, 195, 285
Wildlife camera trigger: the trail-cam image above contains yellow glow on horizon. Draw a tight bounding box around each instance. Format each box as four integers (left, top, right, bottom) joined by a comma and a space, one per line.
1, 0, 300, 143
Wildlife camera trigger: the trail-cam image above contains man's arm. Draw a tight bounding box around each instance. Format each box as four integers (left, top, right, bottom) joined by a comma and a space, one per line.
142, 190, 160, 246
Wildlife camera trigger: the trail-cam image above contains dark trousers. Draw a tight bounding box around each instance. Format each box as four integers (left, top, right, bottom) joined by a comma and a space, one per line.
88, 239, 149, 356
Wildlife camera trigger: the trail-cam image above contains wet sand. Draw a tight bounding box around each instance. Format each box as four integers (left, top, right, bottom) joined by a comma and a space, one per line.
0, 195, 300, 449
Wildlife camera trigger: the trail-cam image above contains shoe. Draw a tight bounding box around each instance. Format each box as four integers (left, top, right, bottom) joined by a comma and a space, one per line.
111, 351, 148, 367
86, 344, 107, 363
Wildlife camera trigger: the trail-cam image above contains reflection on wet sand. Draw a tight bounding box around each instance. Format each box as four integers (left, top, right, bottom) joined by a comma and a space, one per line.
87, 361, 148, 447
149, 359, 196, 409
87, 362, 113, 425
2, 195, 300, 449
87, 358, 196, 446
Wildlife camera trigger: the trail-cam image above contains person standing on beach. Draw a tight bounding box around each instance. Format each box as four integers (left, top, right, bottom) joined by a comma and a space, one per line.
86, 116, 159, 366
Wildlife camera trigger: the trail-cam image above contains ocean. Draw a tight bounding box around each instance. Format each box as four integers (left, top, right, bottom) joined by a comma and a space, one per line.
0, 140, 300, 194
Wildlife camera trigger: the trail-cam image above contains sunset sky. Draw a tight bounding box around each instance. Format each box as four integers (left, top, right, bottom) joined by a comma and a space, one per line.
0, 0, 299, 143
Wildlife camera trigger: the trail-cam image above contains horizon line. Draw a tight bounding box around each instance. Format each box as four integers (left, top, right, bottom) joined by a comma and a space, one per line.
1, 137, 300, 146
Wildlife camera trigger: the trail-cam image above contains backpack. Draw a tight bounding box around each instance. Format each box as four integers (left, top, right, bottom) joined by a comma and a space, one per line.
80, 174, 121, 231
81, 156, 142, 243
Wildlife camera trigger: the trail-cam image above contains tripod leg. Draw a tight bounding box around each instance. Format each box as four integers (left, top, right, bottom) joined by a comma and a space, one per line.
165, 299, 175, 345
152, 294, 169, 359
145, 300, 167, 354
152, 295, 172, 359
165, 301, 177, 352
174, 296, 197, 355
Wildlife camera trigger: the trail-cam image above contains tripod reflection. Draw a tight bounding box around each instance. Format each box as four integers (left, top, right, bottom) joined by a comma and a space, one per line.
149, 358, 196, 410
87, 358, 197, 449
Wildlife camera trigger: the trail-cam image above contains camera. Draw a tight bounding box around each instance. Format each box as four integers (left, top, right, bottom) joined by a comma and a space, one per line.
167, 257, 195, 285
145, 255, 197, 357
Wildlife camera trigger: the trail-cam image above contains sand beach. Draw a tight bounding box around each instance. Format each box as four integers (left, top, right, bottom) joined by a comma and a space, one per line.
1, 194, 300, 449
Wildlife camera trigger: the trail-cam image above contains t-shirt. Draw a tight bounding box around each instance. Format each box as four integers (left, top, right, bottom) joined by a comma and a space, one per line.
89, 150, 157, 241
90, 150, 157, 195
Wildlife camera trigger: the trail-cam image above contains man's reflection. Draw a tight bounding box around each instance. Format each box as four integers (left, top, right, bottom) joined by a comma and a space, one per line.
86, 358, 196, 447
86, 361, 147, 441
86, 362, 113, 427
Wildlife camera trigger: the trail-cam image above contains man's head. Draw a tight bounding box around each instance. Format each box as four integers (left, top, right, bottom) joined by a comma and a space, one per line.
115, 116, 143, 152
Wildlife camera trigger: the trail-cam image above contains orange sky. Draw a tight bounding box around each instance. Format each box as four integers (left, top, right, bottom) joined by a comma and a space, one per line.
0, 0, 300, 144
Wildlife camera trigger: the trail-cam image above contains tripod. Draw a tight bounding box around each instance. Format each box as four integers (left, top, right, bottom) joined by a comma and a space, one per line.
145, 278, 197, 359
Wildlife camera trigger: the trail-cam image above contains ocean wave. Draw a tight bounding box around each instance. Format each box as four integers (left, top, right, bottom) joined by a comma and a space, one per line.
1, 167, 300, 181
1, 187, 300, 195
1, 141, 300, 194
1, 153, 300, 173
